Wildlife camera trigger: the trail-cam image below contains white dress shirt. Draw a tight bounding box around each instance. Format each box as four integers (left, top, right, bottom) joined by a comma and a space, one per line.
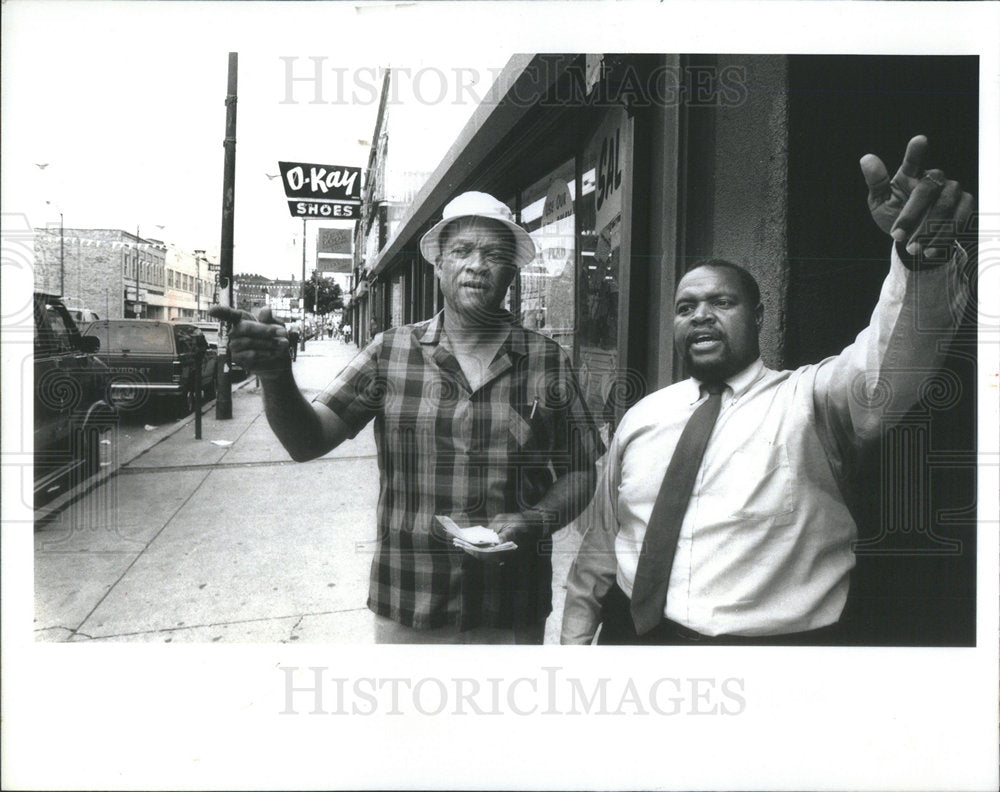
561, 244, 971, 642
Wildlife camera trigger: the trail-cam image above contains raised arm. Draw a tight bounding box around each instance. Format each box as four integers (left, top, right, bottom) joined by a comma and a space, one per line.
813, 135, 974, 449
209, 306, 351, 461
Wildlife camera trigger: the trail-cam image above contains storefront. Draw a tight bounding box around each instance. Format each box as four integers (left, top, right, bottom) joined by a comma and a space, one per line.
353, 52, 978, 646
361, 55, 673, 429
360, 54, 794, 424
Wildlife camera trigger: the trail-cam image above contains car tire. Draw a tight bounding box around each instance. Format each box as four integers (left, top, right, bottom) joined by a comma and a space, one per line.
72, 423, 102, 485
175, 385, 196, 417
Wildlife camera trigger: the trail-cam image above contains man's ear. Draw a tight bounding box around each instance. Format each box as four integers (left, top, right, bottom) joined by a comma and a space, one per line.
755, 302, 764, 329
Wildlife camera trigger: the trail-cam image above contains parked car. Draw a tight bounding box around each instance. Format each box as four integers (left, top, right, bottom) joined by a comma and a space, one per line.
83, 319, 217, 415
33, 293, 115, 506
189, 320, 247, 382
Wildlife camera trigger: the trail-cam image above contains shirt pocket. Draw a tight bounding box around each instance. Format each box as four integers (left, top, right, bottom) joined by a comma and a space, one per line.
722, 441, 797, 525
507, 397, 555, 453
508, 409, 533, 449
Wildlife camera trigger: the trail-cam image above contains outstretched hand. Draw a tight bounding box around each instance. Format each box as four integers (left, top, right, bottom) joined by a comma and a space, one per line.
859, 135, 974, 261
208, 305, 291, 380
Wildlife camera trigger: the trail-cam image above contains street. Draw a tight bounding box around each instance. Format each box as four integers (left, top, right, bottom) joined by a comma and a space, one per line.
34, 334, 582, 644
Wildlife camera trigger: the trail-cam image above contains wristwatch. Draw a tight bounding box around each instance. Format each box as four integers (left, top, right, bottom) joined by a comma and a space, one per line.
523, 507, 555, 537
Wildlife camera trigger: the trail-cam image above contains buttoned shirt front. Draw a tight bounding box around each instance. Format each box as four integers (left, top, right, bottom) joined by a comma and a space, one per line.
316, 312, 603, 631
562, 244, 971, 641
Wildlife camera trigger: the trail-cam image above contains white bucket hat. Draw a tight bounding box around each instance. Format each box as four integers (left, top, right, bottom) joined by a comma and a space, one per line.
419, 191, 536, 269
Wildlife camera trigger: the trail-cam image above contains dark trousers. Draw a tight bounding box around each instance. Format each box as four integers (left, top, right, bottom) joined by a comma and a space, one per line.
598, 584, 844, 646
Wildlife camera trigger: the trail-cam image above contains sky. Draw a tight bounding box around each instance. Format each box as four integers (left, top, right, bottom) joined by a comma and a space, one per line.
2, 1, 507, 281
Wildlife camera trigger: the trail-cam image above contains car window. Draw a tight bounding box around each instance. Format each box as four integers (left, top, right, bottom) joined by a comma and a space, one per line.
44, 305, 74, 354
173, 325, 198, 353
84, 321, 109, 350
111, 323, 172, 352
34, 300, 57, 355
198, 327, 219, 347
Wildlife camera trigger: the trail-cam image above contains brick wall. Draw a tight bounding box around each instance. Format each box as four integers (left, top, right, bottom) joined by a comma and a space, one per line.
34, 228, 131, 319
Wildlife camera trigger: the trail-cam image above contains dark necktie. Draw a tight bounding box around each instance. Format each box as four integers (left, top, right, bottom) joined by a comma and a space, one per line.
630, 381, 726, 635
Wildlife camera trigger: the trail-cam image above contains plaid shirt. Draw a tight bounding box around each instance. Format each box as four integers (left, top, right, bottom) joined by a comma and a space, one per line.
315, 312, 604, 631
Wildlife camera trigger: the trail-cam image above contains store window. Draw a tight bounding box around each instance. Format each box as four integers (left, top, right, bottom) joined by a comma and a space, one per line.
577, 106, 632, 423
518, 159, 575, 356
389, 274, 404, 328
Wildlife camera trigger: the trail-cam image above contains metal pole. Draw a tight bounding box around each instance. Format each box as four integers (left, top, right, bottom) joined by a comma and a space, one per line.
196, 254, 201, 320
216, 51, 238, 420
194, 343, 203, 439
300, 217, 307, 352
59, 212, 64, 297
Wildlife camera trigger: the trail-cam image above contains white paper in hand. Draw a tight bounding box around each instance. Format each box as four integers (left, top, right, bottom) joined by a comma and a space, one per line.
452, 538, 519, 554
434, 515, 500, 546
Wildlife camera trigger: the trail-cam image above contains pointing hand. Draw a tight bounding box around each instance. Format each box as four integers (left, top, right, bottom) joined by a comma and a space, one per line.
208, 305, 291, 380
860, 135, 974, 260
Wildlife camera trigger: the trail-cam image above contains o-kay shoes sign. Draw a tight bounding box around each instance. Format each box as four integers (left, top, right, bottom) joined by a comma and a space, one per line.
278, 161, 362, 218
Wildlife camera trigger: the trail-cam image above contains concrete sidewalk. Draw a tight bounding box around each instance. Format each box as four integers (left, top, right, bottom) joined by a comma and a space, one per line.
34, 335, 582, 644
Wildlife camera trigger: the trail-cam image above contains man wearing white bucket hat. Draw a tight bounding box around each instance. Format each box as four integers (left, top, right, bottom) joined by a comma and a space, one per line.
214, 191, 602, 644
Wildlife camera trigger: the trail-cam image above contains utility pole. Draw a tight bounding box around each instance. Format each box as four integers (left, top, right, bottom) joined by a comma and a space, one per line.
59, 212, 64, 297
216, 52, 238, 420
300, 217, 307, 352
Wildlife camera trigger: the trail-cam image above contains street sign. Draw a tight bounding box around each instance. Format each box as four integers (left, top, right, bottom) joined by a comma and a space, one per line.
277, 161, 362, 218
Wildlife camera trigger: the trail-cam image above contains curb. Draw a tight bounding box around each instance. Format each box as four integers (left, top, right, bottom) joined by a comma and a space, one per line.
34, 376, 258, 522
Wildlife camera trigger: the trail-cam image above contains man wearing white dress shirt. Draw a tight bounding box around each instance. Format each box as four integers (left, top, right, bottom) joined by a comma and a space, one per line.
561, 134, 975, 645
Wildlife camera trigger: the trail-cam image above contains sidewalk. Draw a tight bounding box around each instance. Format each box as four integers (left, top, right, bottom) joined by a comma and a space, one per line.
33, 335, 582, 644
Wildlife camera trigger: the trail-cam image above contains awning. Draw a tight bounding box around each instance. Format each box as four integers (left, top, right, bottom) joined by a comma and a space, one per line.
368, 54, 576, 279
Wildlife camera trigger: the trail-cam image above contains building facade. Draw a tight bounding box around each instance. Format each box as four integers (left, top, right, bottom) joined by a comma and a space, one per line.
234, 273, 270, 314
346, 53, 978, 646
34, 228, 164, 320
34, 228, 215, 321
160, 245, 216, 321
349, 68, 434, 345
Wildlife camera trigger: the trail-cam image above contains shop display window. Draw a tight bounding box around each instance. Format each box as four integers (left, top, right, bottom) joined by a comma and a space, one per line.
517, 159, 576, 357
577, 107, 630, 423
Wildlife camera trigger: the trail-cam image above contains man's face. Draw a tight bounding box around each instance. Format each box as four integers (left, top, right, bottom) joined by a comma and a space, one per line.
435, 217, 518, 324
673, 265, 762, 382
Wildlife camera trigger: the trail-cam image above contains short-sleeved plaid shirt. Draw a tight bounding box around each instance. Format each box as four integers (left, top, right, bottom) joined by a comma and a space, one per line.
315, 312, 604, 631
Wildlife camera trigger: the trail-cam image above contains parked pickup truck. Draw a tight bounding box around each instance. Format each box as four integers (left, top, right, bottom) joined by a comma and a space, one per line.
188, 320, 248, 382
83, 319, 217, 416
33, 293, 115, 506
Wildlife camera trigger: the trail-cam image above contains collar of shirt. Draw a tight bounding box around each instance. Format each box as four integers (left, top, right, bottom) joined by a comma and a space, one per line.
684, 357, 765, 406
415, 310, 527, 358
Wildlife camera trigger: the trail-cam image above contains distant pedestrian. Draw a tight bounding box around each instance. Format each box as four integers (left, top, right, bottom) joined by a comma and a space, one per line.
287, 326, 300, 361
342, 323, 352, 344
